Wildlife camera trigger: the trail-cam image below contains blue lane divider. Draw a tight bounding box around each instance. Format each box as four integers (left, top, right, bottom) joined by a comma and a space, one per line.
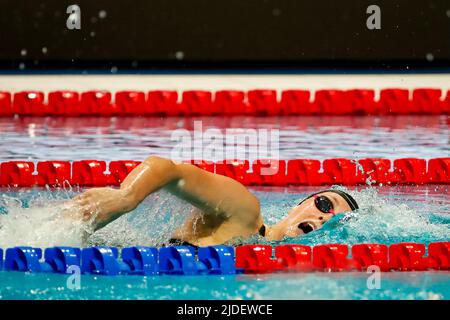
45, 247, 81, 273
198, 245, 235, 275
0, 245, 236, 276
81, 247, 123, 275
122, 246, 158, 275
5, 247, 50, 272
159, 246, 198, 275
4, 246, 81, 273
159, 245, 236, 275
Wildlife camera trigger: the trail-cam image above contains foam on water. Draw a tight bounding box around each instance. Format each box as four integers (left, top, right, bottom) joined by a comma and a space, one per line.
0, 188, 191, 248
0, 191, 87, 248
0, 185, 448, 249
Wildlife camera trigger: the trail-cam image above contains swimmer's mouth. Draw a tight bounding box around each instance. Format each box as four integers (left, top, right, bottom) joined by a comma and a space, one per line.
298, 222, 315, 234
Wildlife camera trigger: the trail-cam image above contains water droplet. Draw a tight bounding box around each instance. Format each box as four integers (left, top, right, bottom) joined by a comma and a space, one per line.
90, 31, 96, 37
175, 51, 184, 60
18, 63, 26, 70
42, 47, 48, 54
426, 53, 434, 62
99, 10, 107, 19
111, 66, 118, 73
20, 49, 27, 56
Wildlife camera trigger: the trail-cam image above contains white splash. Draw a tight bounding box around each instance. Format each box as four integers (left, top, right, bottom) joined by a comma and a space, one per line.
0, 194, 87, 248
0, 189, 189, 249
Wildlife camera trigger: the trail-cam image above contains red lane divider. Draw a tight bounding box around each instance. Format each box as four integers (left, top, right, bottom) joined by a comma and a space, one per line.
428, 158, 450, 184
275, 244, 312, 271
322, 158, 358, 185
389, 243, 428, 271
0, 91, 13, 116
115, 91, 146, 115
36, 161, 71, 186
108, 160, 141, 185
286, 159, 322, 185
280, 90, 311, 115
427, 242, 450, 270
0, 158, 448, 187
48, 91, 79, 115
252, 159, 287, 186
1, 88, 448, 116
312, 244, 352, 271
183, 90, 215, 115
235, 245, 276, 273
346, 89, 377, 115
235, 242, 450, 273
71, 160, 108, 186
391, 158, 427, 184
412, 88, 443, 114
356, 158, 391, 184
0, 161, 35, 187
147, 90, 179, 115
13, 91, 46, 116
351, 244, 389, 271
214, 90, 246, 115
379, 88, 410, 114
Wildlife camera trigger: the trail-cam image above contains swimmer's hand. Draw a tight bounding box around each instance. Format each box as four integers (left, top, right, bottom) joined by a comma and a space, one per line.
71, 187, 135, 230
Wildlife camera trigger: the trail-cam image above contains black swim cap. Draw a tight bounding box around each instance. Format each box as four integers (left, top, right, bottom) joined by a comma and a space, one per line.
298, 189, 359, 211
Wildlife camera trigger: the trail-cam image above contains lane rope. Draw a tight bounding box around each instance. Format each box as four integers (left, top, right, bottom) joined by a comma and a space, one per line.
0, 88, 449, 116
0, 242, 448, 275
0, 158, 449, 187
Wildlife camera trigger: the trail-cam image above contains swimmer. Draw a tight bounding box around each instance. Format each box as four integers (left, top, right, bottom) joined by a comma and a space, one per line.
71, 156, 358, 246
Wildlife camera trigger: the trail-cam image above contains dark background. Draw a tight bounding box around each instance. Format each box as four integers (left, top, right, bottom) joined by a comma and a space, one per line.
0, 0, 449, 72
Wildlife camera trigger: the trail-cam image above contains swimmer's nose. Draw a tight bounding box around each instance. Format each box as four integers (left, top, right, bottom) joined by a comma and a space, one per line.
298, 222, 315, 234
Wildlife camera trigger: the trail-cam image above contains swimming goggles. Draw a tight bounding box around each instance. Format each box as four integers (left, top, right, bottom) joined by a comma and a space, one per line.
313, 195, 335, 215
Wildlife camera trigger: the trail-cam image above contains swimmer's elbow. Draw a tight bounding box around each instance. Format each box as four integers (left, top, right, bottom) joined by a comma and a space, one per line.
121, 156, 180, 207
143, 155, 181, 179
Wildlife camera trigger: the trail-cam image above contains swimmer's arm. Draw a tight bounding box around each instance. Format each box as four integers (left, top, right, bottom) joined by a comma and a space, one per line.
75, 156, 261, 231
74, 156, 181, 230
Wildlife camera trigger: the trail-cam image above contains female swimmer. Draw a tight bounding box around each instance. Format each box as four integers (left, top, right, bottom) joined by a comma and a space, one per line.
71, 156, 358, 246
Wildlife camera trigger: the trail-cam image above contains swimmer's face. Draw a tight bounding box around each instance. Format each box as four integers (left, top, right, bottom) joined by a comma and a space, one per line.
279, 191, 353, 237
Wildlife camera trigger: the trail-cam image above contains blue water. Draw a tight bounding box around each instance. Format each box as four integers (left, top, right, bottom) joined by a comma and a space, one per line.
1, 270, 449, 300
0, 115, 448, 300
1, 185, 449, 248
0, 185, 449, 300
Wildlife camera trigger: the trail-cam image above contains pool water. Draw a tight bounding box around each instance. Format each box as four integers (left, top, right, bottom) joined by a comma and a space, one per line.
1, 269, 449, 300
0, 185, 449, 300
0, 115, 449, 300
1, 185, 449, 248
0, 115, 448, 161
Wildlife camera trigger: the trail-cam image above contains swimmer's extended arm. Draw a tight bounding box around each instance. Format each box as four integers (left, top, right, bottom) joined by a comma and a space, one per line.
74, 156, 261, 232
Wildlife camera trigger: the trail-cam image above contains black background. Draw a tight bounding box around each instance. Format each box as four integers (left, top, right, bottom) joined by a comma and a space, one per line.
0, 0, 449, 72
